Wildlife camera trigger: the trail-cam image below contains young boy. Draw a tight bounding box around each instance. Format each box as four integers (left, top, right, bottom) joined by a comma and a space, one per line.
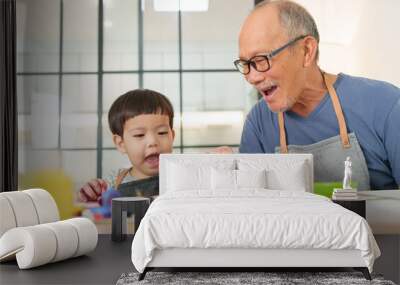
78, 89, 175, 202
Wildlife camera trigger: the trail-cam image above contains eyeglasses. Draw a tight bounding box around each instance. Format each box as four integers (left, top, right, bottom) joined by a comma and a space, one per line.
234, 35, 307, 75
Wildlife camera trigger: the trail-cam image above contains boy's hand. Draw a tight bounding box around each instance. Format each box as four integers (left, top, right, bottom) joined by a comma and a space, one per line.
78, 179, 108, 202
208, 146, 234, 154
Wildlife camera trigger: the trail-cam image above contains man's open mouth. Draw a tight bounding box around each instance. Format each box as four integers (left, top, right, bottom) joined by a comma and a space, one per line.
261, 85, 278, 101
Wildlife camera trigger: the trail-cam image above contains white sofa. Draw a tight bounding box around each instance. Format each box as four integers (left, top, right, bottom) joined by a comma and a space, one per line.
0, 189, 98, 269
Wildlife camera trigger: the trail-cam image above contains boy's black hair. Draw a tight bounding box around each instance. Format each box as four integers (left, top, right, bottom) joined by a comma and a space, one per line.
108, 89, 174, 137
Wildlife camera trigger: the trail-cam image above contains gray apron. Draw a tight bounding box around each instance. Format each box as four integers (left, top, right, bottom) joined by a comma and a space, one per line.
275, 72, 371, 190
114, 168, 159, 197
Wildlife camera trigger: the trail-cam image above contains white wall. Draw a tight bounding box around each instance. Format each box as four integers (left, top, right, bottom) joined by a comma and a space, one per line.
299, 0, 400, 86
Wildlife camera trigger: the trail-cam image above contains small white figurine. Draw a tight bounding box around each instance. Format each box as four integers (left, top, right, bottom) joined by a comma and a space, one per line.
343, 156, 352, 190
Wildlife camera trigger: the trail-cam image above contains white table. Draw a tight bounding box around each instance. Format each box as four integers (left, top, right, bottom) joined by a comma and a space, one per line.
358, 190, 400, 234
358, 190, 400, 283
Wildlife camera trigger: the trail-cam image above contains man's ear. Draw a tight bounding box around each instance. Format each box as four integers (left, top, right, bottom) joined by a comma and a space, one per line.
302, 36, 318, 67
113, 134, 127, 154
171, 129, 175, 140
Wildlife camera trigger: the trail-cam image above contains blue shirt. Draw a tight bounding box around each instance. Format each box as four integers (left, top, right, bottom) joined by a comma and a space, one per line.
239, 73, 400, 190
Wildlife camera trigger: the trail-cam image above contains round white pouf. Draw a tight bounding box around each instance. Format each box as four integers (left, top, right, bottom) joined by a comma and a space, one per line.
42, 221, 79, 262
63, 218, 98, 257
24, 189, 59, 223
0, 192, 39, 227
0, 218, 98, 269
0, 196, 17, 237
0, 226, 57, 269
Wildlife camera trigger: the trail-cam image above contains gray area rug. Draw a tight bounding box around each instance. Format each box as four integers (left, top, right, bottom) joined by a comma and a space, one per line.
116, 271, 396, 285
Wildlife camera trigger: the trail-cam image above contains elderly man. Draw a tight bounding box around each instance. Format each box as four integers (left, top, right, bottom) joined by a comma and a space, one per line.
219, 0, 400, 190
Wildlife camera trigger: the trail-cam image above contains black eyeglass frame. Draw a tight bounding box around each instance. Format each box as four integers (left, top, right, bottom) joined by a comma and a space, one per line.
234, 35, 308, 75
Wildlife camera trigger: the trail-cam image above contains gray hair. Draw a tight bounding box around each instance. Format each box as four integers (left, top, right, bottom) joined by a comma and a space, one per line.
255, 0, 320, 60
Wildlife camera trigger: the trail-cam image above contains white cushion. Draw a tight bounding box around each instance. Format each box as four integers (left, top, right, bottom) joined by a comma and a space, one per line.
236, 169, 267, 188
159, 154, 313, 194
0, 218, 97, 269
238, 159, 309, 191
168, 163, 210, 191
0, 226, 57, 269
24, 189, 59, 223
63, 218, 98, 257
167, 160, 235, 192
0, 196, 17, 237
267, 161, 308, 191
0, 191, 39, 227
0, 189, 98, 269
0, 189, 59, 238
211, 169, 268, 190
42, 222, 79, 262
211, 168, 236, 190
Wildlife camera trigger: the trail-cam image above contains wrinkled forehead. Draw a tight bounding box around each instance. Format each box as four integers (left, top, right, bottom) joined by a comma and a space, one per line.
238, 5, 288, 59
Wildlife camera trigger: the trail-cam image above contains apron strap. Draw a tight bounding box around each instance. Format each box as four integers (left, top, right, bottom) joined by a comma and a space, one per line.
278, 72, 351, 153
323, 73, 351, 148
114, 168, 131, 189
278, 112, 288, 153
